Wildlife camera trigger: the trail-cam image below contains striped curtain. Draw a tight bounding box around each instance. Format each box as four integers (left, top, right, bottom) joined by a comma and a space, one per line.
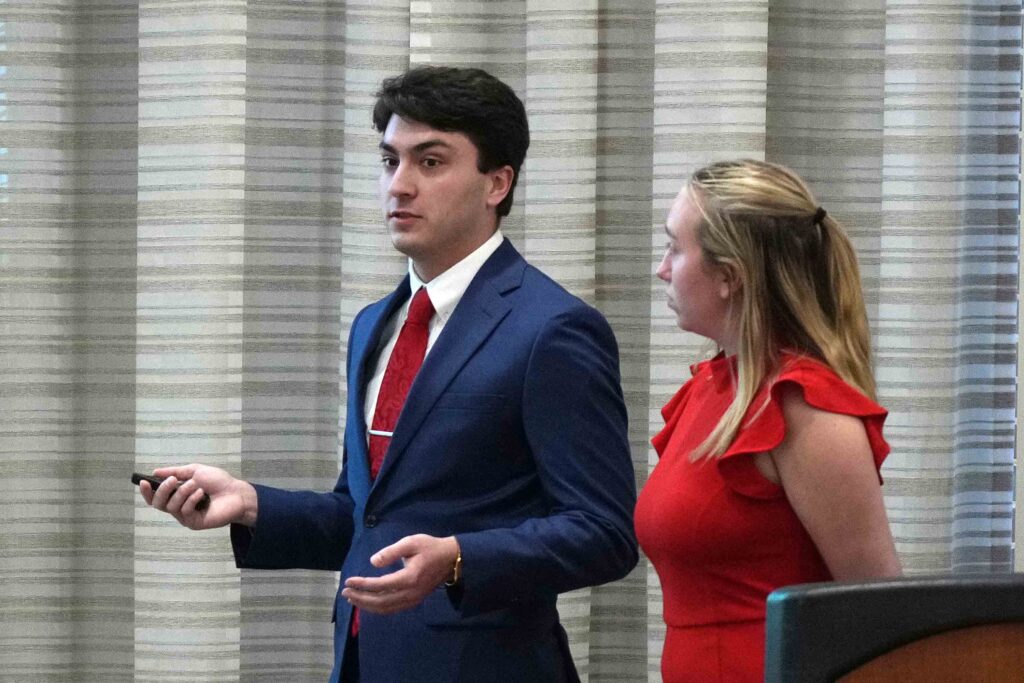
1, 1, 1018, 681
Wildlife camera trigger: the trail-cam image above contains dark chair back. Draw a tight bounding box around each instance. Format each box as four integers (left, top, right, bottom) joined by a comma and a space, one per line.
764, 575, 1024, 682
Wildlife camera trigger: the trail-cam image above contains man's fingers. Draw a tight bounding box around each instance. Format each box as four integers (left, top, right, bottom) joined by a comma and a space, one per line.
146, 474, 204, 516
164, 478, 199, 515
342, 567, 419, 605
345, 568, 411, 594
149, 475, 178, 509
139, 480, 155, 505
341, 535, 447, 616
181, 488, 206, 516
371, 535, 420, 568
341, 586, 419, 615
179, 478, 200, 501
153, 464, 198, 480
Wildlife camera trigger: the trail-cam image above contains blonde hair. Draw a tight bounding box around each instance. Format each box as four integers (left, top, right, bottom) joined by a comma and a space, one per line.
687, 159, 875, 460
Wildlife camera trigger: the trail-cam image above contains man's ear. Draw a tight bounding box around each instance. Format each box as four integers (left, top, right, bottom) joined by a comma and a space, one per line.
485, 166, 515, 209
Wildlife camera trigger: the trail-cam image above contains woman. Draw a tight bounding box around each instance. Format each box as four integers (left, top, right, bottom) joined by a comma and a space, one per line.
634, 160, 901, 682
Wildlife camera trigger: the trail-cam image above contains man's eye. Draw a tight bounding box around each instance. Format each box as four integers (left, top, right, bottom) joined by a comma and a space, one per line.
422, 158, 441, 168
381, 157, 398, 168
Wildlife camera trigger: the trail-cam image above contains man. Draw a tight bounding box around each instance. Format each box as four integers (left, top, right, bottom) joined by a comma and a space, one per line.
140, 65, 638, 682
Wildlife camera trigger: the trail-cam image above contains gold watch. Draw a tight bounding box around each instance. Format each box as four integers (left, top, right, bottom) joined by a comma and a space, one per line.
444, 547, 462, 587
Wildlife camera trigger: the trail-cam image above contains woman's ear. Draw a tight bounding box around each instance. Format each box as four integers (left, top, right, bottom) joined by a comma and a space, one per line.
717, 264, 742, 300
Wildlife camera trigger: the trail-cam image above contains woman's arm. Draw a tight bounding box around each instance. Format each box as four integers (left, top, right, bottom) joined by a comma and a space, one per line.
770, 384, 902, 580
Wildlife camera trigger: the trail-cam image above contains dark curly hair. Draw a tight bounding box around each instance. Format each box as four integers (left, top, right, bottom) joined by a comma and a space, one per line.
372, 66, 530, 218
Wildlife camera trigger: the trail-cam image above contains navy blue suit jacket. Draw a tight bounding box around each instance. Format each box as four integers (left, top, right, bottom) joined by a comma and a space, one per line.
231, 239, 638, 681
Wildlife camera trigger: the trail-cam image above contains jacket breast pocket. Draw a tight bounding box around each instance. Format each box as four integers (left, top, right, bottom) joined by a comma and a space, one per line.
433, 392, 506, 413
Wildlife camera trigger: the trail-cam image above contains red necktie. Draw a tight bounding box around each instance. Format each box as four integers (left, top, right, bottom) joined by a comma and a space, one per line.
352, 287, 434, 637
368, 286, 435, 479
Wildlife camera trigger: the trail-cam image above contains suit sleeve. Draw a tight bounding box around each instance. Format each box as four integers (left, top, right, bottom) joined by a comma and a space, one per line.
453, 305, 639, 615
229, 474, 356, 570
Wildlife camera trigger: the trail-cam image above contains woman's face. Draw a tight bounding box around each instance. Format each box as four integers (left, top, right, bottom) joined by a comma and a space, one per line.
656, 188, 735, 349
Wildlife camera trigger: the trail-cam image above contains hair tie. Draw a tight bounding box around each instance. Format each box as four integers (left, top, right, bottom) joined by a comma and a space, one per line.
813, 207, 827, 224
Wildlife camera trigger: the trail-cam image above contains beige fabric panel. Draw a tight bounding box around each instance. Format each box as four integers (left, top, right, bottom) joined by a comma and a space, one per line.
237, 3, 349, 681
872, 0, 1018, 573
134, 2, 247, 681
3, 2, 141, 682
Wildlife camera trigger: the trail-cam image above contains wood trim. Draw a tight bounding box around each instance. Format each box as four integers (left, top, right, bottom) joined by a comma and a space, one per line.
839, 622, 1024, 682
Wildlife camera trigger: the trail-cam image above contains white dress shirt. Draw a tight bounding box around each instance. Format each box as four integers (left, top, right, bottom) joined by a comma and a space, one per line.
363, 229, 505, 434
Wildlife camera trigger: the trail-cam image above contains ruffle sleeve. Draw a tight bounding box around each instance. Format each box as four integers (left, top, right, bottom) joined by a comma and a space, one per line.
651, 363, 702, 458
716, 357, 890, 500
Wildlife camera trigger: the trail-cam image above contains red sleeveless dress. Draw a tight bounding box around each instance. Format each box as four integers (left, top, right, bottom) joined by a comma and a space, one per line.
634, 353, 889, 682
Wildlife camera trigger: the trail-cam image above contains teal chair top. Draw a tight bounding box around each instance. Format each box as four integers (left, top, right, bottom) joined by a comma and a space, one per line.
764, 574, 1024, 683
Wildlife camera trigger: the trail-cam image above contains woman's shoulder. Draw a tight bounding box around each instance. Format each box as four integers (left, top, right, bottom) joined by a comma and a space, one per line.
772, 353, 887, 421
716, 353, 890, 498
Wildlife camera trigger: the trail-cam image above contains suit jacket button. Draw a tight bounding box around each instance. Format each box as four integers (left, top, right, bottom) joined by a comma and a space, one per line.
364, 514, 378, 528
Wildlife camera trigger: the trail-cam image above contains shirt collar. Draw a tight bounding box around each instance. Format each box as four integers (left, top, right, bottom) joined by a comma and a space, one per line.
407, 229, 504, 325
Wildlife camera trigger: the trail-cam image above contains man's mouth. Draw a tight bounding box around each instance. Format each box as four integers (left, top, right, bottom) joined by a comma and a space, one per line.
389, 210, 420, 219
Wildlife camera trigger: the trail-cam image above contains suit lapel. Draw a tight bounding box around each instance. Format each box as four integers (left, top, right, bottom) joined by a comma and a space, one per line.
346, 277, 411, 504
371, 240, 525, 488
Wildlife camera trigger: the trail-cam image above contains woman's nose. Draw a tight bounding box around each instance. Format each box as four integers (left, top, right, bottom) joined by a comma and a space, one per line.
656, 252, 671, 282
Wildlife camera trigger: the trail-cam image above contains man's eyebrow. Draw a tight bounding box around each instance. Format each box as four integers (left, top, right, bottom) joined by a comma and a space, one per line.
378, 139, 454, 154
663, 224, 674, 238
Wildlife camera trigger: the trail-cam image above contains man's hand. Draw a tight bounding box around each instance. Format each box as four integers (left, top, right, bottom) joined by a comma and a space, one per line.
341, 534, 460, 615
138, 463, 258, 531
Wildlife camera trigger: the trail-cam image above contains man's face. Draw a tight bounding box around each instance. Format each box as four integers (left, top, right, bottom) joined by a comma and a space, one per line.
379, 115, 511, 282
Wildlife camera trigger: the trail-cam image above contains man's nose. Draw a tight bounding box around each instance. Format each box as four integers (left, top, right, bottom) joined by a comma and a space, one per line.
387, 162, 416, 197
